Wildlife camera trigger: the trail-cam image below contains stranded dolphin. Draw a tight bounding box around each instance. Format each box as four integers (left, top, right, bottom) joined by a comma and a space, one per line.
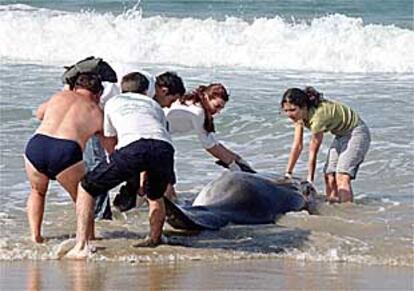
165, 171, 317, 231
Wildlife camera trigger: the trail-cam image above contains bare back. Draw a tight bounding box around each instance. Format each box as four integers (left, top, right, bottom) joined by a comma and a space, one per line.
36, 89, 103, 151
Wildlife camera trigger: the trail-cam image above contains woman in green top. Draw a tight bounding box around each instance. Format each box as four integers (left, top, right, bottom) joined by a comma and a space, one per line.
281, 87, 371, 203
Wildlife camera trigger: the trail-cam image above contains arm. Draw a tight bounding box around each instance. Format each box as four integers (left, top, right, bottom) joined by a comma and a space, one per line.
188, 107, 239, 164
286, 122, 304, 176
35, 101, 49, 120
102, 103, 117, 154
138, 171, 147, 196
206, 143, 239, 165
307, 131, 323, 182
99, 135, 117, 155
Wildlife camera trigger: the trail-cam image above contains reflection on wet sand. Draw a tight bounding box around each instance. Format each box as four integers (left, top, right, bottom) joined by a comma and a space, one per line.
6, 259, 410, 290
26, 261, 106, 291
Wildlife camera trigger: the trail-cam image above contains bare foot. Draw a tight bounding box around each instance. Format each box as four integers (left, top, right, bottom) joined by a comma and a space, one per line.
31, 235, 44, 243
55, 238, 77, 259
65, 242, 92, 260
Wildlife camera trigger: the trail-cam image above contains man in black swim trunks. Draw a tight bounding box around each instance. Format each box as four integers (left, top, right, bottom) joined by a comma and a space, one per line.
24, 73, 104, 243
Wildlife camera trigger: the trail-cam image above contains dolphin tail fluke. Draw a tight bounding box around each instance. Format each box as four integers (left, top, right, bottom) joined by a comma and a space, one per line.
164, 197, 228, 231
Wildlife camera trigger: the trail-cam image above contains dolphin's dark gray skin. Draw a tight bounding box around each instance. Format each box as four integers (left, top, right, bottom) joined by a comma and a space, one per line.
165, 171, 317, 231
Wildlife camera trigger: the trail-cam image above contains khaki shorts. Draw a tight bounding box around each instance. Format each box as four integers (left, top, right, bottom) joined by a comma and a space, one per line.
324, 120, 371, 179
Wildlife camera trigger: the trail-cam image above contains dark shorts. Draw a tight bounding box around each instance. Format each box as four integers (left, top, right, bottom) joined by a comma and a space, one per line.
25, 133, 83, 180
81, 139, 175, 200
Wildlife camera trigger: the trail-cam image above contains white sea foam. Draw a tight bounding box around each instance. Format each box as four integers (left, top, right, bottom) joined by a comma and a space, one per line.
0, 4, 413, 72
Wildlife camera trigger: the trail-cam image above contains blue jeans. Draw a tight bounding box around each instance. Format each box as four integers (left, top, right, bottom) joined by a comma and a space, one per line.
84, 135, 112, 220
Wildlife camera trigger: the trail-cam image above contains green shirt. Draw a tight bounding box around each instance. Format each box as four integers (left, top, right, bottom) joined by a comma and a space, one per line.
304, 100, 359, 136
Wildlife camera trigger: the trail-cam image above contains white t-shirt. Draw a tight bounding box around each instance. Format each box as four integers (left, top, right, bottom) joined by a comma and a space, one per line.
104, 93, 172, 149
100, 82, 121, 107
164, 101, 219, 149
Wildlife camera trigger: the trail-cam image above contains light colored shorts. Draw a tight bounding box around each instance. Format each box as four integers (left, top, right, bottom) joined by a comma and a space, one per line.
323, 119, 371, 179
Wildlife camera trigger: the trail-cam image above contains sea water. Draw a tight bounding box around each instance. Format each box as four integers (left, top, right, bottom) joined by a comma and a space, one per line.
0, 0, 413, 281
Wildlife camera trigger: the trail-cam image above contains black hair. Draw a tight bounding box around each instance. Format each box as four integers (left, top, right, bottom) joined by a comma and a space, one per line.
280, 86, 323, 109
74, 73, 103, 95
155, 72, 186, 96
121, 72, 149, 94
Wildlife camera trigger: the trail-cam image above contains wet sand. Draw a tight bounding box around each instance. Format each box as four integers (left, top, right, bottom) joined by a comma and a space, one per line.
1, 259, 412, 290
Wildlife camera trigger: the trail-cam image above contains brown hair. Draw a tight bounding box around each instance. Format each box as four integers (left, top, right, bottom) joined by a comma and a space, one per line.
180, 83, 229, 132
121, 72, 149, 93
74, 73, 103, 95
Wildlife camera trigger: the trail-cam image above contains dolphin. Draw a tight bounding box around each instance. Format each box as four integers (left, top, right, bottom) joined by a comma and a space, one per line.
165, 171, 317, 231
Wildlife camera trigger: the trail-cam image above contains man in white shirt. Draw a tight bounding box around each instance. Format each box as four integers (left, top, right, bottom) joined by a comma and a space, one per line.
66, 72, 186, 259
61, 56, 120, 220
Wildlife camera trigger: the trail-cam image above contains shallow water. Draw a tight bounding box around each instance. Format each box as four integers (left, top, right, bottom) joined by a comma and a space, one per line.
1, 63, 413, 268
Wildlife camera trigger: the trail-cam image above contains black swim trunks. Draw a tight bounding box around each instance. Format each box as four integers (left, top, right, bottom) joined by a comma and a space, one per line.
81, 138, 175, 201
25, 134, 83, 180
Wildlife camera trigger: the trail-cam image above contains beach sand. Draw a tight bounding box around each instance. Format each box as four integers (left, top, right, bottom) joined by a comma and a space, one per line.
1, 259, 412, 290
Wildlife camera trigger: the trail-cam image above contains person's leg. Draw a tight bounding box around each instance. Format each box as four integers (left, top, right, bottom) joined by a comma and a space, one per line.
67, 144, 146, 258
66, 184, 96, 259
336, 173, 353, 202
138, 140, 174, 246
324, 173, 339, 203
323, 137, 340, 203
84, 136, 112, 220
148, 198, 166, 244
56, 162, 85, 202
335, 121, 371, 203
56, 161, 96, 240
24, 159, 49, 243
131, 172, 166, 247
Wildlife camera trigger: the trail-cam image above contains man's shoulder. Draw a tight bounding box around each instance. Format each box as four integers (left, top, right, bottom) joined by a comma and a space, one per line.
105, 93, 157, 112
109, 92, 149, 101
46, 90, 77, 106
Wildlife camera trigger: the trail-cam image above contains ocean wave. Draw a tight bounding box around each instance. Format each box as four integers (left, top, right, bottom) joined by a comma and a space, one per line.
1, 4, 413, 72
